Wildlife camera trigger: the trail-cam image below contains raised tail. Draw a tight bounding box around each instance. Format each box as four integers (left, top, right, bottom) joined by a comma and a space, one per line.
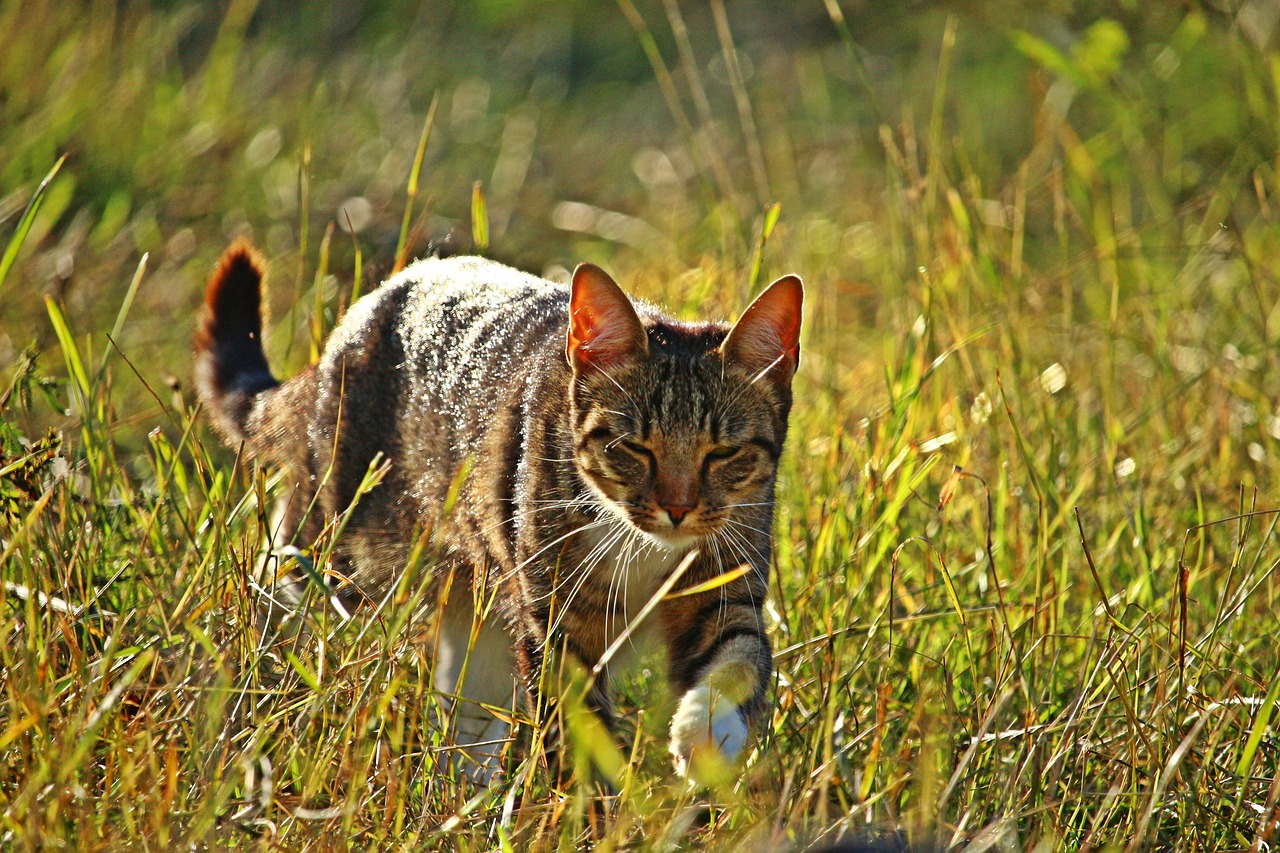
194, 240, 280, 445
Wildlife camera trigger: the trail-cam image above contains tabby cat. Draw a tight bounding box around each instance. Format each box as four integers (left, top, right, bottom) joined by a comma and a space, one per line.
194, 243, 803, 782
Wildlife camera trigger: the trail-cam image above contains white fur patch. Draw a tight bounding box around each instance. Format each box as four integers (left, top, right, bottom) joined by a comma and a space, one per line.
669, 684, 749, 782
577, 526, 686, 622
433, 594, 517, 784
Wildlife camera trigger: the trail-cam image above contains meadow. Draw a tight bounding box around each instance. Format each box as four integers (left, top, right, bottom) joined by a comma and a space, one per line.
3, 1, 1280, 849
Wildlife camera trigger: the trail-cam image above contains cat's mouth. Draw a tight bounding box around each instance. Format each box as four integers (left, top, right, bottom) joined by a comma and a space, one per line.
627, 504, 721, 548
588, 486, 722, 548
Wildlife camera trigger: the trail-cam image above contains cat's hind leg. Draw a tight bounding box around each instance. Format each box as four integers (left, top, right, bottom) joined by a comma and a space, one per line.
433, 589, 518, 784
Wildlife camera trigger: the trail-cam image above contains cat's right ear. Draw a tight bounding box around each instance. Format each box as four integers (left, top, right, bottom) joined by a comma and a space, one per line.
567, 263, 649, 373
721, 274, 804, 382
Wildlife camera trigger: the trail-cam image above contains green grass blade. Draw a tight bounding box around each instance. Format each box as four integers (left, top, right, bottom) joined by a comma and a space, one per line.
311, 222, 333, 361
395, 91, 439, 273
1235, 665, 1280, 780
348, 230, 364, 308
99, 252, 148, 379
285, 650, 322, 692
0, 154, 67, 293
471, 180, 489, 253
747, 202, 781, 293
45, 296, 92, 418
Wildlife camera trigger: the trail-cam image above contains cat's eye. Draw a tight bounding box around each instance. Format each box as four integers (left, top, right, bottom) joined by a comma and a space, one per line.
619, 439, 654, 459
705, 445, 741, 462
612, 438, 656, 475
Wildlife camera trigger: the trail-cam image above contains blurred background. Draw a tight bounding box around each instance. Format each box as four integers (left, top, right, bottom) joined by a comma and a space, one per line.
7, 0, 1278, 464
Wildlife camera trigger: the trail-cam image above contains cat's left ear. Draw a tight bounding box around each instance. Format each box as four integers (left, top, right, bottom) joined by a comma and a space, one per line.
567, 263, 649, 373
721, 275, 804, 382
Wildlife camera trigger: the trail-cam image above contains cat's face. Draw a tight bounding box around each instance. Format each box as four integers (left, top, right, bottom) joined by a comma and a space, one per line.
572, 357, 788, 546
566, 265, 803, 549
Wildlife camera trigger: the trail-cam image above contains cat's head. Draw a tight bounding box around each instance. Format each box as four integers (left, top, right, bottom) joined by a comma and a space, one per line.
566, 264, 803, 550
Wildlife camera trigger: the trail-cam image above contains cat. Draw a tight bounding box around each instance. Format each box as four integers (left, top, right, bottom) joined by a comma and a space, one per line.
194, 241, 803, 783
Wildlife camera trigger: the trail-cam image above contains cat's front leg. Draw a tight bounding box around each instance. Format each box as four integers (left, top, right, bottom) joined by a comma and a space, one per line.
662, 584, 771, 783
668, 661, 755, 779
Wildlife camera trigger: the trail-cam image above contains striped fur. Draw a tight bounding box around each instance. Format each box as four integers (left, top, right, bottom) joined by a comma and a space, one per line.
194, 245, 802, 781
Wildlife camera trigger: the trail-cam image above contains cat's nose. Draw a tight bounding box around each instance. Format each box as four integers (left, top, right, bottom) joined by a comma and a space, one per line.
663, 504, 695, 526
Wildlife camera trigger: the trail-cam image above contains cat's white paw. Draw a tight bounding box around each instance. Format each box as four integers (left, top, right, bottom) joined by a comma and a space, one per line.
669, 684, 748, 782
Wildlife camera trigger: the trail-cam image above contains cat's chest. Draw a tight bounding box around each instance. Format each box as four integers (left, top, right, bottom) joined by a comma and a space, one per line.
578, 527, 687, 620
572, 527, 686, 673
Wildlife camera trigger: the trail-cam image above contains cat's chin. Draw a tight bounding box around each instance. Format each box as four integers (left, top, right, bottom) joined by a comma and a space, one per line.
639, 528, 702, 552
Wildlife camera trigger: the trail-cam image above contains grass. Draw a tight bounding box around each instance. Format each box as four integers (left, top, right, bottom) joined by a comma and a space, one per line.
3, 2, 1280, 850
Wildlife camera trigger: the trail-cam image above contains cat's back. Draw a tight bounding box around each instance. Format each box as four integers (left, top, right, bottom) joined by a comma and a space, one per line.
396, 255, 568, 370
320, 256, 570, 468
399, 257, 569, 412
321, 255, 568, 384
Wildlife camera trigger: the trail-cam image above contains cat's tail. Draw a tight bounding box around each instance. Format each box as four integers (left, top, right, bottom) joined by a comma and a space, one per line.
194, 240, 282, 447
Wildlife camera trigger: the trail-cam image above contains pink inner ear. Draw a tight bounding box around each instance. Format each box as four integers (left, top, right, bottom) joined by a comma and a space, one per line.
723, 274, 804, 377
567, 264, 648, 371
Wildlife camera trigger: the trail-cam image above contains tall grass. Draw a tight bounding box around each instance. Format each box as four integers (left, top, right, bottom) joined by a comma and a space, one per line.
3, 2, 1280, 850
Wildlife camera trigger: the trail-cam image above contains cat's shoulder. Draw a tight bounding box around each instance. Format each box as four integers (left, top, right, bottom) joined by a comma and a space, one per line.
393, 255, 565, 301
348, 257, 568, 358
